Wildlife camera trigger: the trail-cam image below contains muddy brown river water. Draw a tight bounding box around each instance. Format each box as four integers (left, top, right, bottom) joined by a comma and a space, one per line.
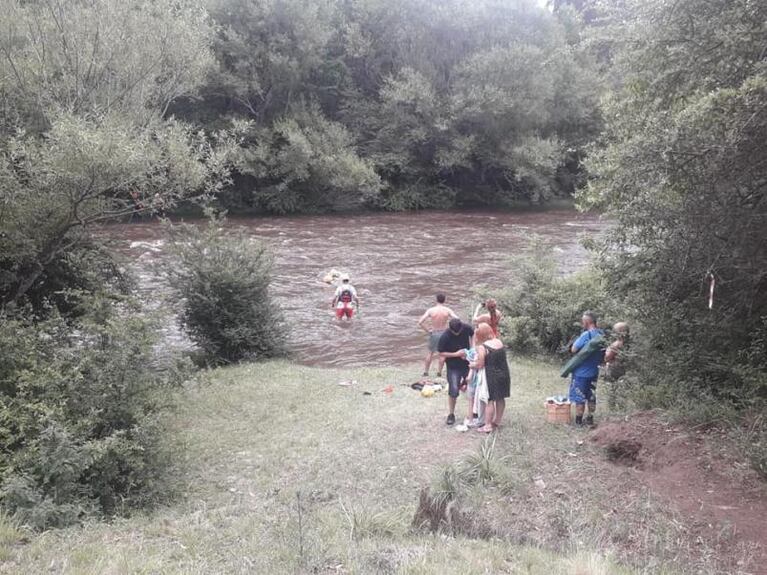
106, 210, 605, 367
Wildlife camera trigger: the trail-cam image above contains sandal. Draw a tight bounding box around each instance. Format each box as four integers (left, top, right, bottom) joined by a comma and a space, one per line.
476, 425, 494, 434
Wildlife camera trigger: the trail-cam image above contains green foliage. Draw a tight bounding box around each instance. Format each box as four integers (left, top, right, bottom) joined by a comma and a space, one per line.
582, 0, 767, 409
165, 219, 284, 364
0, 0, 232, 316
495, 243, 614, 355
184, 0, 604, 213
0, 0, 214, 124
0, 113, 232, 314
236, 106, 382, 213
0, 305, 181, 529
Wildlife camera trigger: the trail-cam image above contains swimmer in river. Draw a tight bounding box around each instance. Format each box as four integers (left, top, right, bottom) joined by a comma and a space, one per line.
331, 273, 359, 321
417, 293, 458, 377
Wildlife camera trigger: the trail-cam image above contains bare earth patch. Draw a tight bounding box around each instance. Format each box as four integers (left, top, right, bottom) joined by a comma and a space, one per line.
591, 412, 767, 574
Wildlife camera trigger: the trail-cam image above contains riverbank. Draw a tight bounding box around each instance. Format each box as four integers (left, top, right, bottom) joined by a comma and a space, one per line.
0, 359, 762, 574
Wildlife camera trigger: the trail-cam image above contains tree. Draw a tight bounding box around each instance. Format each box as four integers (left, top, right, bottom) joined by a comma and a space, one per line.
235, 105, 382, 212
582, 0, 767, 405
165, 218, 284, 363
178, 0, 604, 213
0, 0, 230, 313
0, 114, 230, 310
0, 0, 214, 124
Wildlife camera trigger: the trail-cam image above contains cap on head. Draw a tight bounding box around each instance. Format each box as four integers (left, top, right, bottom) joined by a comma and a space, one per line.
449, 318, 462, 332
340, 273, 350, 282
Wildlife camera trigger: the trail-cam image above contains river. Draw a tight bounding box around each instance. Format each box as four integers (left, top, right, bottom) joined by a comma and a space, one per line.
106, 209, 605, 367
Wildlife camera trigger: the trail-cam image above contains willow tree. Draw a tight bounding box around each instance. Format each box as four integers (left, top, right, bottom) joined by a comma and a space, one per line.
0, 0, 229, 312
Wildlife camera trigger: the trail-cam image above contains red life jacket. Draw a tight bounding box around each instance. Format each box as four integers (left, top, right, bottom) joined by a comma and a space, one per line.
339, 287, 354, 303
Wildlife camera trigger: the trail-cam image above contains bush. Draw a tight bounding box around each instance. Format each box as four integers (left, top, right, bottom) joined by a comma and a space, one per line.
494, 242, 616, 355
0, 302, 180, 529
166, 218, 284, 364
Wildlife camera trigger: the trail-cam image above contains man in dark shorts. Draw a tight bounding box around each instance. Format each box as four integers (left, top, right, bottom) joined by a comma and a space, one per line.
438, 318, 474, 426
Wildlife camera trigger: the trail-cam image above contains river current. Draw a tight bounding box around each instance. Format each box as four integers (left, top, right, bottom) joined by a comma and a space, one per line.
105, 210, 605, 367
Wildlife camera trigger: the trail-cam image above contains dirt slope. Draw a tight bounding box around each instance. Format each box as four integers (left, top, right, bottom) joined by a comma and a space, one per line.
591, 412, 767, 575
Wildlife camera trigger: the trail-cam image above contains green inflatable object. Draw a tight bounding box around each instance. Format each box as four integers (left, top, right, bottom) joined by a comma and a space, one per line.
560, 335, 606, 378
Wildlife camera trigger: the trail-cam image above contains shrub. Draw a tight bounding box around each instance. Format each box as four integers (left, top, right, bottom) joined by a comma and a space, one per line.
494, 242, 616, 355
165, 218, 284, 364
0, 302, 180, 529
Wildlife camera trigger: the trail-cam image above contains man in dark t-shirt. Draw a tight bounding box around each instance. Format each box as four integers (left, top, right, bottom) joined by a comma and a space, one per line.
438, 318, 474, 426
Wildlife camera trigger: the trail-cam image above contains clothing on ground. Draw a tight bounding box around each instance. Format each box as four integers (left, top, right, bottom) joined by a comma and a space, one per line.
438, 323, 474, 370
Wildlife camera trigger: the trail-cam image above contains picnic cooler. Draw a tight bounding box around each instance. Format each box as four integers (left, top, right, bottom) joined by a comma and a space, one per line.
545, 401, 571, 424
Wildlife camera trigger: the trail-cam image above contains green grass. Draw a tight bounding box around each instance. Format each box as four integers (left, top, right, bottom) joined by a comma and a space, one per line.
0, 358, 712, 574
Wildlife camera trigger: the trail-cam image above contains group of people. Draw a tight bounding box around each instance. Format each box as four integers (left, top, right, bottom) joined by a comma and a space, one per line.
418, 294, 510, 433
418, 294, 629, 430
332, 276, 627, 429
563, 310, 629, 425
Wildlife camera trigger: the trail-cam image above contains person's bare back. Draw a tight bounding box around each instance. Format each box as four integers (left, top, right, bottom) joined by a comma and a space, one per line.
426, 304, 455, 331
418, 294, 460, 377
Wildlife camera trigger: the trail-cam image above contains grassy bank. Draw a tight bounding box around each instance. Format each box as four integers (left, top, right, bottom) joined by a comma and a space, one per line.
0, 359, 715, 574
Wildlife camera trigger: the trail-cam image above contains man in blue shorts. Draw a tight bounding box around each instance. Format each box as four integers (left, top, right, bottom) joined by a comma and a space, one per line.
438, 318, 474, 426
569, 310, 605, 426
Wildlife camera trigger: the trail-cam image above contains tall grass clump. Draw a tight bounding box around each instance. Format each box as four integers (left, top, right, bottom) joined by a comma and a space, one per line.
166, 218, 284, 364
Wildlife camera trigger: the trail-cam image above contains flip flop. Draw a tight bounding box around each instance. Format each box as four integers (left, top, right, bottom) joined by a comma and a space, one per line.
476, 425, 494, 434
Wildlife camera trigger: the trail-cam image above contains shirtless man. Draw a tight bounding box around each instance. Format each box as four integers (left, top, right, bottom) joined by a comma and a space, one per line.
417, 293, 458, 377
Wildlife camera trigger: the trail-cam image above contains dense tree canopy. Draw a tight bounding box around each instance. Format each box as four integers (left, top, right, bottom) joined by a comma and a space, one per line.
170, 0, 603, 212
582, 0, 767, 405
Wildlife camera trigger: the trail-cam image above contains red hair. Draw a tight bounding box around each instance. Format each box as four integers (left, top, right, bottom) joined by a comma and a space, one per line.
474, 322, 494, 345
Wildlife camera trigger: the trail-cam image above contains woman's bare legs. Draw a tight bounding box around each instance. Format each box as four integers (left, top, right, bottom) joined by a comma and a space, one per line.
478, 401, 495, 433
493, 398, 506, 428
